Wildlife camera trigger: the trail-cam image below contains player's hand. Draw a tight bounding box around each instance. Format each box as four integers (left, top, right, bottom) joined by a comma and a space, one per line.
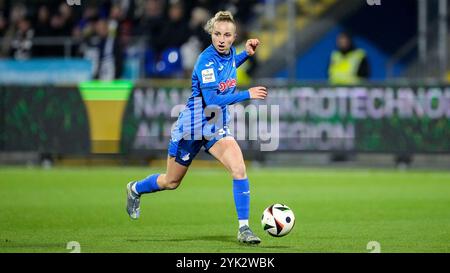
245, 39, 260, 56
249, 86, 267, 100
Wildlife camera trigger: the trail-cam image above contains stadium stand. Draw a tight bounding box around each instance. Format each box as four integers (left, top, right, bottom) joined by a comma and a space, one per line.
0, 0, 262, 80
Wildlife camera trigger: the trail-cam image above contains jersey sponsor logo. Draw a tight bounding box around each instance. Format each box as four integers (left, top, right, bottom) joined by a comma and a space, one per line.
218, 64, 224, 71
219, 79, 236, 92
201, 68, 215, 84
205, 61, 214, 67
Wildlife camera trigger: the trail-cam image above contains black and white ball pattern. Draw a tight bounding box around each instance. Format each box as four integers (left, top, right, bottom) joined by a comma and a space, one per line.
261, 203, 295, 237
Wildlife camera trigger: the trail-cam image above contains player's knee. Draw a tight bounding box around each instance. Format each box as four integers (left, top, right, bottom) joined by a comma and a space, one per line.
165, 177, 182, 190
230, 164, 247, 180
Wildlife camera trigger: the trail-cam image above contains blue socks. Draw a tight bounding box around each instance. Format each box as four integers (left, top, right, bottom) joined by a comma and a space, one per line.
134, 175, 250, 225
135, 174, 162, 194
233, 178, 250, 221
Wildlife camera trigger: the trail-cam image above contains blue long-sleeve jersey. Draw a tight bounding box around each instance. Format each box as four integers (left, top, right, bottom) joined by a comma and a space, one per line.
173, 45, 250, 140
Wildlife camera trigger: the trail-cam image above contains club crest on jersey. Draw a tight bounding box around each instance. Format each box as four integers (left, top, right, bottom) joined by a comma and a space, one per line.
219, 79, 236, 92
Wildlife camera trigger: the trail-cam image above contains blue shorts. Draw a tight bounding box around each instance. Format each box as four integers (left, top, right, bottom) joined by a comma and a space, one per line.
168, 126, 232, 167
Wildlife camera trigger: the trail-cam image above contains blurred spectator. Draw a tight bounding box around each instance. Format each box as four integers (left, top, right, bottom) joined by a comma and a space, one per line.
0, 0, 261, 78
145, 0, 189, 78
34, 5, 51, 37
79, 18, 123, 80
222, 0, 257, 24
328, 32, 370, 85
135, 0, 165, 51
9, 16, 34, 60
50, 2, 75, 37
108, 4, 123, 37
33, 5, 52, 56
42, 2, 77, 56
115, 0, 134, 20
109, 3, 136, 56
72, 5, 99, 41
188, 6, 211, 50
154, 0, 190, 54
1, 3, 27, 57
180, 6, 210, 76
190, 0, 226, 16
131, 0, 148, 21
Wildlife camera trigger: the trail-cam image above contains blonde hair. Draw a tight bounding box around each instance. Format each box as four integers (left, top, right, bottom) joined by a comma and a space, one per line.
204, 11, 235, 34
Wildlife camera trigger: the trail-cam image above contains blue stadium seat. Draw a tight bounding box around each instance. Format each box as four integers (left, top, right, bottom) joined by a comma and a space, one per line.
152, 47, 183, 77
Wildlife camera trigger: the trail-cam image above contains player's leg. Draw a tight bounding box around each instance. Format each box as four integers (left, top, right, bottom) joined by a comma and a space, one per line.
151, 156, 189, 191
126, 136, 202, 219
134, 156, 188, 192
126, 156, 188, 219
207, 136, 261, 244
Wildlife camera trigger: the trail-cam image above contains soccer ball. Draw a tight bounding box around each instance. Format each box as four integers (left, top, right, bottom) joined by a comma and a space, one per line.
261, 204, 295, 237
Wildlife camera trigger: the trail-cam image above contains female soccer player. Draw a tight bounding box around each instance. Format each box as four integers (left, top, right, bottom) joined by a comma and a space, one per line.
126, 11, 267, 244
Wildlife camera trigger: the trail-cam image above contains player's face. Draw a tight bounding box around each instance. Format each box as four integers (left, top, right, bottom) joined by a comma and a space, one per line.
211, 21, 236, 55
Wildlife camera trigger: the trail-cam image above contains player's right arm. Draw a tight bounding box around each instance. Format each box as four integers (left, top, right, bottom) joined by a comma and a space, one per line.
201, 85, 267, 106
235, 39, 260, 68
197, 60, 267, 107
248, 86, 268, 99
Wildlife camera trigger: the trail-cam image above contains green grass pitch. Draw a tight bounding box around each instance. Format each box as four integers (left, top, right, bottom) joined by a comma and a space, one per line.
0, 167, 449, 253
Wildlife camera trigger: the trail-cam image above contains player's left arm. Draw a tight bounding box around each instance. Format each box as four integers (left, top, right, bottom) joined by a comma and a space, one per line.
235, 38, 260, 68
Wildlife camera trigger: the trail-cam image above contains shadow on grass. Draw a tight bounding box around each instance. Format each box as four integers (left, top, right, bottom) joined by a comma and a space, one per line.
0, 240, 65, 249
125, 235, 296, 250
256, 245, 293, 249
126, 235, 235, 243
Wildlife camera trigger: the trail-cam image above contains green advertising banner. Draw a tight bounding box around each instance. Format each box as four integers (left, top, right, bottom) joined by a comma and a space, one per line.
122, 85, 450, 154
1, 84, 449, 155
0, 86, 90, 154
